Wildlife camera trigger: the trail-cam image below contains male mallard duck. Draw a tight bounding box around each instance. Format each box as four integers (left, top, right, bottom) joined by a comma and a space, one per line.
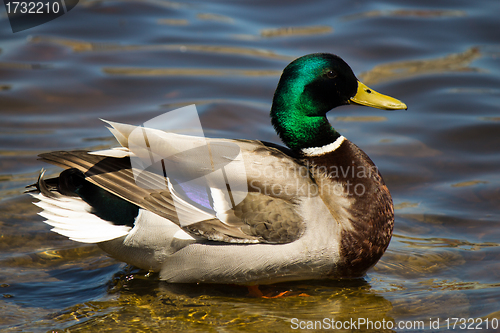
29, 53, 406, 285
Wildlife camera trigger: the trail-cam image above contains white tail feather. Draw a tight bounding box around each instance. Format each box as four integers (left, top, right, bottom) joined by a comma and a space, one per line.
31, 193, 131, 243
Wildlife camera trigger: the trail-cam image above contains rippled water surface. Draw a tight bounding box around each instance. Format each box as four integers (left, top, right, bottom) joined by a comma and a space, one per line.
1, 0, 500, 331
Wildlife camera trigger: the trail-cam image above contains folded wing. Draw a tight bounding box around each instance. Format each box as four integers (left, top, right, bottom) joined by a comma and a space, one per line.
38, 120, 316, 244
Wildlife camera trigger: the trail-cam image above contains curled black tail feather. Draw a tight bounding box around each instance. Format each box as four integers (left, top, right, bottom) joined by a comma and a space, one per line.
25, 169, 60, 198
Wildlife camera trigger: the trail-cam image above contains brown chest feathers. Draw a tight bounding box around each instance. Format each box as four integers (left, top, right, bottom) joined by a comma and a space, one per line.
303, 139, 394, 278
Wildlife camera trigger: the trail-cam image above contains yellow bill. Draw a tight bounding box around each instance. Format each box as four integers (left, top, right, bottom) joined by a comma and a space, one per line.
349, 81, 407, 110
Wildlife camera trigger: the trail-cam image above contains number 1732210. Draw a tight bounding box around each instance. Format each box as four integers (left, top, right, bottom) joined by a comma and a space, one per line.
445, 318, 498, 330
5, 2, 61, 14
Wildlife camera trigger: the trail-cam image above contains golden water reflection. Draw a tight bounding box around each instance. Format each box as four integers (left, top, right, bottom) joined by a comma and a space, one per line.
28, 36, 292, 60
360, 48, 482, 85
260, 26, 332, 38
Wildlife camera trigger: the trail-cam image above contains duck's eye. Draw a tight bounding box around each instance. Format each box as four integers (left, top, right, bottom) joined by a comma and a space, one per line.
326, 71, 337, 79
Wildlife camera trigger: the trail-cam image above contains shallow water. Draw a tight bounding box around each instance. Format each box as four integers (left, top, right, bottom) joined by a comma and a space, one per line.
1, 0, 499, 331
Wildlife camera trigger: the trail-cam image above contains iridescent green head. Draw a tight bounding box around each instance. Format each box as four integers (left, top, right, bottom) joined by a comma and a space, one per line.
271, 53, 407, 152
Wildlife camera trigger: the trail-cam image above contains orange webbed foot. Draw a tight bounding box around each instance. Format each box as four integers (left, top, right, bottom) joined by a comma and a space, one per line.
246, 285, 310, 298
